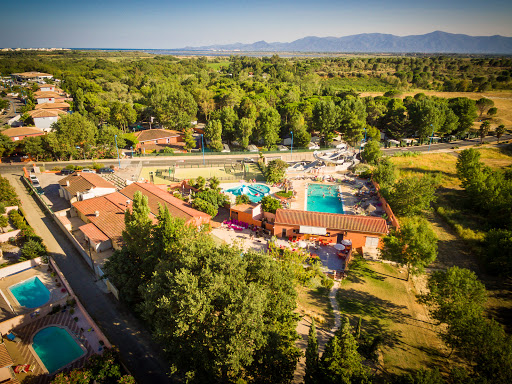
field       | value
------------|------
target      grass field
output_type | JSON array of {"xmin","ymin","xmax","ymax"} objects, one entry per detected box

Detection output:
[
  {"xmin": 296, "ymin": 285, "xmax": 334, "ymax": 328},
  {"xmin": 338, "ymin": 256, "xmax": 447, "ymax": 374},
  {"xmin": 207, "ymin": 61, "xmax": 229, "ymax": 70},
  {"xmin": 389, "ymin": 146, "xmax": 512, "ymax": 331}
]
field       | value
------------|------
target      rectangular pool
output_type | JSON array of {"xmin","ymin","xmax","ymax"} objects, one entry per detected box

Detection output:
[
  {"xmin": 307, "ymin": 184, "xmax": 344, "ymax": 214},
  {"xmin": 8, "ymin": 276, "xmax": 51, "ymax": 308}
]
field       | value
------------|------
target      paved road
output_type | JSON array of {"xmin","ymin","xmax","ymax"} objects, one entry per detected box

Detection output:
[{"xmin": 3, "ymin": 172, "xmax": 172, "ymax": 384}]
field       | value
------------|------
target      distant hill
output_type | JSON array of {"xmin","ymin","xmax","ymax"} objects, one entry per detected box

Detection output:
[{"xmin": 180, "ymin": 31, "xmax": 512, "ymax": 54}]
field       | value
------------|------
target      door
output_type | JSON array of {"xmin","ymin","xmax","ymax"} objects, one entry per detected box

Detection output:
[
  {"xmin": 336, "ymin": 234, "xmax": 344, "ymax": 244},
  {"xmin": 282, "ymin": 228, "xmax": 287, "ymax": 237}
]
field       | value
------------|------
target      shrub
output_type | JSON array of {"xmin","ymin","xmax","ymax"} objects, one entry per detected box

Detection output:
[
  {"xmin": 192, "ymin": 198, "xmax": 218, "ymax": 217},
  {"xmin": 275, "ymin": 190, "xmax": 293, "ymax": 199},
  {"xmin": 21, "ymin": 238, "xmax": 47, "ymax": 260},
  {"xmin": 261, "ymin": 195, "xmax": 281, "ymax": 214},
  {"xmin": 235, "ymin": 194, "xmax": 251, "ymax": 205}
]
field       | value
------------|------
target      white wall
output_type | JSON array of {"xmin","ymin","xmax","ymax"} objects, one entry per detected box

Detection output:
[
  {"xmin": 36, "ymin": 97, "xmax": 55, "ymax": 104},
  {"xmin": 34, "ymin": 116, "xmax": 58, "ymax": 130},
  {"xmin": 78, "ymin": 188, "xmax": 116, "ymax": 201}
]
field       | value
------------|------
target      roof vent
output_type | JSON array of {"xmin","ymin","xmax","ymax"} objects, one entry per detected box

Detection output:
[
  {"xmin": 95, "ymin": 211, "xmax": 99, "ymax": 217},
  {"xmin": 66, "ymin": 180, "xmax": 70, "ymax": 186},
  {"xmin": 126, "ymin": 200, "xmax": 130, "ymax": 206}
]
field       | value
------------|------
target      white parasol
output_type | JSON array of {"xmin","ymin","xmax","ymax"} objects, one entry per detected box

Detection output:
[
  {"xmin": 341, "ymin": 239, "xmax": 352, "ymax": 246},
  {"xmin": 333, "ymin": 243, "xmax": 346, "ymax": 251},
  {"xmin": 298, "ymin": 241, "xmax": 307, "ymax": 248}
]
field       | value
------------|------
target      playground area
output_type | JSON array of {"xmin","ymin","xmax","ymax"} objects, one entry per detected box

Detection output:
[{"xmin": 138, "ymin": 163, "xmax": 265, "ymax": 184}]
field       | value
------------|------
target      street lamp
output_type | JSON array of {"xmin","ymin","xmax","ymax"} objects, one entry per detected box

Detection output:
[
  {"xmin": 201, "ymin": 134, "xmax": 205, "ymax": 166},
  {"xmin": 428, "ymin": 124, "xmax": 435, "ymax": 152},
  {"xmin": 114, "ymin": 135, "xmax": 121, "ymax": 169},
  {"xmin": 130, "ymin": 146, "xmax": 133, "ymax": 158},
  {"xmin": 290, "ymin": 131, "xmax": 293, "ymax": 157}
]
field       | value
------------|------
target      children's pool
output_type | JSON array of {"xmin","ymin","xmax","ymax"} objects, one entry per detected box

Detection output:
[
  {"xmin": 225, "ymin": 184, "xmax": 270, "ymax": 203},
  {"xmin": 8, "ymin": 276, "xmax": 50, "ymax": 308},
  {"xmin": 306, "ymin": 184, "xmax": 344, "ymax": 214},
  {"xmin": 33, "ymin": 326, "xmax": 85, "ymax": 374}
]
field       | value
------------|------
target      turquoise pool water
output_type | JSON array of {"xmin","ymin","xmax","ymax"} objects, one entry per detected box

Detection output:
[
  {"xmin": 307, "ymin": 184, "xmax": 344, "ymax": 214},
  {"xmin": 9, "ymin": 276, "xmax": 50, "ymax": 308},
  {"xmin": 225, "ymin": 184, "xmax": 270, "ymax": 203},
  {"xmin": 33, "ymin": 327, "xmax": 85, "ymax": 373}
]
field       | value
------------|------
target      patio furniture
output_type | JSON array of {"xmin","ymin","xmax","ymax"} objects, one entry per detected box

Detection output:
[
  {"xmin": 6, "ymin": 332, "xmax": 21, "ymax": 343},
  {"xmin": 14, "ymin": 365, "xmax": 33, "ymax": 374}
]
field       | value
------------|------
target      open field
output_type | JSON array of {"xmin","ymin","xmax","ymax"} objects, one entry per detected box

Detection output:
[
  {"xmin": 337, "ymin": 256, "xmax": 447, "ymax": 374},
  {"xmin": 206, "ymin": 61, "xmax": 229, "ymax": 70},
  {"xmin": 361, "ymin": 90, "xmax": 512, "ymax": 128},
  {"xmin": 389, "ymin": 146, "xmax": 512, "ymax": 331}
]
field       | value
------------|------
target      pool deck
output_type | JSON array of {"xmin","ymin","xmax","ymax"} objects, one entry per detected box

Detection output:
[
  {"xmin": 0, "ymin": 266, "xmax": 68, "ymax": 321},
  {"xmin": 5, "ymin": 307, "xmax": 95, "ymax": 383}
]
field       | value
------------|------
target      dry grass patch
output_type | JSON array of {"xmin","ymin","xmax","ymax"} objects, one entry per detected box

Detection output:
[
  {"xmin": 296, "ymin": 285, "xmax": 334, "ymax": 328},
  {"xmin": 338, "ymin": 256, "xmax": 447, "ymax": 374}
]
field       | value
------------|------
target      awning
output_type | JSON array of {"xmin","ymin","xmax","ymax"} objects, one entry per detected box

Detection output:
[{"xmin": 299, "ymin": 225, "xmax": 327, "ymax": 236}]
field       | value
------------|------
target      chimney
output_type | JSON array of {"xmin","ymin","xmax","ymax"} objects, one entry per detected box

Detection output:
[
  {"xmin": 66, "ymin": 180, "xmax": 70, "ymax": 186},
  {"xmin": 95, "ymin": 211, "xmax": 99, "ymax": 217},
  {"xmin": 126, "ymin": 200, "xmax": 130, "ymax": 206}
]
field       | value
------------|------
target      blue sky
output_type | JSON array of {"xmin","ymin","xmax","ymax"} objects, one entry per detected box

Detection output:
[{"xmin": 2, "ymin": 0, "xmax": 511, "ymax": 48}]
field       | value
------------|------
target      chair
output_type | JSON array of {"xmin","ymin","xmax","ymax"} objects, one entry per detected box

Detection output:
[
  {"xmin": 6, "ymin": 332, "xmax": 21, "ymax": 343},
  {"xmin": 14, "ymin": 364, "xmax": 32, "ymax": 374}
]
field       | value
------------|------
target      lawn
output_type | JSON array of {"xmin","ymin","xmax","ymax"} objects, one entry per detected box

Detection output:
[
  {"xmin": 207, "ymin": 61, "xmax": 229, "ymax": 70},
  {"xmin": 337, "ymin": 256, "xmax": 447, "ymax": 374},
  {"xmin": 296, "ymin": 285, "xmax": 334, "ymax": 328}
]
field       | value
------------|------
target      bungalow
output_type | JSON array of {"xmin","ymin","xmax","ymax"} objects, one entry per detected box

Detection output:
[
  {"xmin": 11, "ymin": 71, "xmax": 53, "ymax": 83},
  {"xmin": 72, "ymin": 182, "xmax": 211, "ymax": 251},
  {"xmin": 33, "ymin": 91, "xmax": 63, "ymax": 104},
  {"xmin": 273, "ymin": 209, "xmax": 388, "ymax": 250},
  {"xmin": 27, "ymin": 109, "xmax": 66, "ymax": 131},
  {"xmin": 230, "ymin": 203, "xmax": 275, "ymax": 231},
  {"xmin": 35, "ymin": 102, "xmax": 70, "ymax": 111},
  {"xmin": 37, "ymin": 84, "xmax": 62, "ymax": 92},
  {"xmin": 134, "ymin": 129, "xmax": 185, "ymax": 153},
  {"xmin": 59, "ymin": 173, "xmax": 116, "ymax": 204},
  {"xmin": 1, "ymin": 127, "xmax": 45, "ymax": 141}
]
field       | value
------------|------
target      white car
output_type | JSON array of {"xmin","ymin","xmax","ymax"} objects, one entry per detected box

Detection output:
[
  {"xmin": 277, "ymin": 145, "xmax": 289, "ymax": 151},
  {"xmin": 81, "ymin": 168, "xmax": 95, "ymax": 173},
  {"xmin": 308, "ymin": 142, "xmax": 320, "ymax": 150},
  {"xmin": 29, "ymin": 174, "xmax": 40, "ymax": 188}
]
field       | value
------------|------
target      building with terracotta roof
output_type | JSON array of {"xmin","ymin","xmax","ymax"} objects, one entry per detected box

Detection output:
[
  {"xmin": 59, "ymin": 173, "xmax": 116, "ymax": 204},
  {"xmin": 71, "ymin": 182, "xmax": 211, "ymax": 251},
  {"xmin": 11, "ymin": 71, "xmax": 53, "ymax": 82},
  {"xmin": 274, "ymin": 209, "xmax": 388, "ymax": 250},
  {"xmin": 1, "ymin": 127, "xmax": 45, "ymax": 141},
  {"xmin": 27, "ymin": 108, "xmax": 67, "ymax": 130},
  {"xmin": 36, "ymin": 84, "xmax": 62, "ymax": 93},
  {"xmin": 134, "ymin": 129, "xmax": 185, "ymax": 153},
  {"xmin": 33, "ymin": 91, "xmax": 63, "ymax": 104},
  {"xmin": 35, "ymin": 102, "xmax": 70, "ymax": 111}
]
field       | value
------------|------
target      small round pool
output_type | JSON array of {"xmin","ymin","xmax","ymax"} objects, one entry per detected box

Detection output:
[
  {"xmin": 9, "ymin": 276, "xmax": 50, "ymax": 308},
  {"xmin": 33, "ymin": 326, "xmax": 85, "ymax": 373},
  {"xmin": 225, "ymin": 184, "xmax": 270, "ymax": 203}
]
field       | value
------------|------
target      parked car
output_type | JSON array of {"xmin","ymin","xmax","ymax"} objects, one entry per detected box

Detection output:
[
  {"xmin": 243, "ymin": 157, "xmax": 256, "ymax": 163},
  {"xmin": 59, "ymin": 168, "xmax": 74, "ymax": 175},
  {"xmin": 29, "ymin": 174, "xmax": 40, "ymax": 188},
  {"xmin": 98, "ymin": 167, "xmax": 114, "ymax": 174},
  {"xmin": 81, "ymin": 168, "xmax": 95, "ymax": 173},
  {"xmin": 308, "ymin": 142, "xmax": 320, "ymax": 150},
  {"xmin": 277, "ymin": 145, "xmax": 289, "ymax": 151}
]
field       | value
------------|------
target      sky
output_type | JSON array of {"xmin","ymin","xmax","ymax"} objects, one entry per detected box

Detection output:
[{"xmin": 1, "ymin": 0, "xmax": 512, "ymax": 49}]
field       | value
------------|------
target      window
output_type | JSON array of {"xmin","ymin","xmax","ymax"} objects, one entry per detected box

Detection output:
[
  {"xmin": 166, "ymin": 138, "xmax": 170, "ymax": 143},
  {"xmin": 293, "ymin": 229, "xmax": 299, "ymax": 234}
]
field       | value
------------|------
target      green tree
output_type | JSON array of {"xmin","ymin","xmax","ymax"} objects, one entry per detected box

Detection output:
[
  {"xmin": 487, "ymin": 107, "xmax": 498, "ymax": 117},
  {"xmin": 312, "ymin": 99, "xmax": 338, "ymax": 145},
  {"xmin": 475, "ymin": 97, "xmax": 494, "ymax": 117},
  {"xmin": 305, "ymin": 320, "xmax": 319, "ymax": 384},
  {"xmin": 361, "ymin": 140, "xmax": 382, "ymax": 165},
  {"xmin": 0, "ymin": 133, "xmax": 15, "ymax": 158},
  {"xmin": 318, "ymin": 317, "xmax": 368, "ymax": 384},
  {"xmin": 97, "ymin": 124, "xmax": 126, "ymax": 149},
  {"xmin": 288, "ymin": 111, "xmax": 311, "ymax": 148},
  {"xmin": 149, "ymin": 82, "xmax": 197, "ymax": 130},
  {"xmin": 195, "ymin": 188, "xmax": 228, "ymax": 208},
  {"xmin": 204, "ymin": 119, "xmax": 223, "ymax": 152},
  {"xmin": 456, "ymin": 148, "xmax": 481, "ymax": 188},
  {"xmin": 192, "ymin": 198, "xmax": 217, "ymax": 217},
  {"xmin": 51, "ymin": 370, "xmax": 91, "ymax": 384},
  {"xmin": 407, "ymin": 98, "xmax": 444, "ymax": 141},
  {"xmin": 238, "ymin": 117, "xmax": 255, "ymax": 149},
  {"xmin": 372, "ymin": 158, "xmax": 396, "ymax": 188},
  {"xmin": 419, "ymin": 266, "xmax": 486, "ymax": 357},
  {"xmin": 261, "ymin": 195, "xmax": 281, "ymax": 214},
  {"xmin": 0, "ymin": 215, "xmax": 8, "ymax": 233},
  {"xmin": 257, "ymin": 107, "xmax": 281, "ymax": 149},
  {"xmin": 183, "ymin": 128, "xmax": 196, "ymax": 151},
  {"xmin": 495, "ymin": 124, "xmax": 506, "ymax": 143},
  {"xmin": 109, "ymin": 101, "xmax": 137, "ymax": 132},
  {"xmin": 448, "ymin": 97, "xmax": 478, "ymax": 135},
  {"xmin": 48, "ymin": 113, "xmax": 98, "ymax": 160},
  {"xmin": 337, "ymin": 97, "xmax": 368, "ymax": 145},
  {"xmin": 484, "ymin": 229, "xmax": 512, "ymax": 276},
  {"xmin": 265, "ymin": 159, "xmax": 289, "ymax": 184},
  {"xmin": 388, "ymin": 175, "xmax": 438, "ymax": 216},
  {"xmin": 208, "ymin": 176, "xmax": 220, "ymax": 190},
  {"xmin": 216, "ymin": 107, "xmax": 238, "ymax": 143},
  {"xmin": 22, "ymin": 136, "xmax": 46, "ymax": 161},
  {"xmin": 479, "ymin": 120, "xmax": 490, "ymax": 143},
  {"xmin": 0, "ymin": 176, "xmax": 19, "ymax": 206},
  {"xmin": 235, "ymin": 194, "xmax": 251, "ymax": 205},
  {"xmin": 381, "ymin": 216, "xmax": 438, "ymax": 280},
  {"xmin": 21, "ymin": 238, "xmax": 47, "ymax": 259}
]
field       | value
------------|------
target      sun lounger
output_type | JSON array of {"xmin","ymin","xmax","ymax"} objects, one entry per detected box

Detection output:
[
  {"xmin": 6, "ymin": 332, "xmax": 21, "ymax": 343},
  {"xmin": 14, "ymin": 364, "xmax": 33, "ymax": 374}
]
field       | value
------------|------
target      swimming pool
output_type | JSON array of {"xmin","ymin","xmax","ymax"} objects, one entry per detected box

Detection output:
[
  {"xmin": 9, "ymin": 276, "xmax": 50, "ymax": 308},
  {"xmin": 307, "ymin": 184, "xmax": 344, "ymax": 214},
  {"xmin": 225, "ymin": 184, "xmax": 270, "ymax": 203},
  {"xmin": 33, "ymin": 326, "xmax": 85, "ymax": 374}
]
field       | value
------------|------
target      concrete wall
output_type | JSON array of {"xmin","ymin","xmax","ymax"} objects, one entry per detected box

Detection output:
[
  {"xmin": 0, "ymin": 257, "xmax": 43, "ymax": 279},
  {"xmin": 371, "ymin": 180, "xmax": 400, "ymax": 230},
  {"xmin": 0, "ymin": 230, "xmax": 20, "ymax": 243},
  {"xmin": 78, "ymin": 188, "xmax": 116, "ymax": 201},
  {"xmin": 34, "ymin": 116, "xmax": 58, "ymax": 130}
]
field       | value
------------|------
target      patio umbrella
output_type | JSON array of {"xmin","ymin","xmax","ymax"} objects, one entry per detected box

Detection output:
[
  {"xmin": 341, "ymin": 239, "xmax": 352, "ymax": 246},
  {"xmin": 366, "ymin": 203, "xmax": 377, "ymax": 213},
  {"xmin": 333, "ymin": 243, "xmax": 345, "ymax": 251},
  {"xmin": 298, "ymin": 241, "xmax": 307, "ymax": 248}
]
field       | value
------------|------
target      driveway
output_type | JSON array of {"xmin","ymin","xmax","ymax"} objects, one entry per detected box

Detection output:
[{"xmin": 3, "ymin": 172, "xmax": 172, "ymax": 384}]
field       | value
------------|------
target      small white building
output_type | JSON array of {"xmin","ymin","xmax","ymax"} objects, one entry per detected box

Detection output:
[
  {"xmin": 33, "ymin": 91, "xmax": 61, "ymax": 104},
  {"xmin": 59, "ymin": 173, "xmax": 116, "ymax": 205},
  {"xmin": 28, "ymin": 109, "xmax": 66, "ymax": 131},
  {"xmin": 38, "ymin": 84, "xmax": 56, "ymax": 92}
]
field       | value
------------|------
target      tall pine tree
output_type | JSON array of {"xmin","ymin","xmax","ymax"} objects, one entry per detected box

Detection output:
[{"xmin": 305, "ymin": 320, "xmax": 319, "ymax": 384}]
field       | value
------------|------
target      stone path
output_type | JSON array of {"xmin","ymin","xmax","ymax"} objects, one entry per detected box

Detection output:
[{"xmin": 3, "ymin": 172, "xmax": 172, "ymax": 384}]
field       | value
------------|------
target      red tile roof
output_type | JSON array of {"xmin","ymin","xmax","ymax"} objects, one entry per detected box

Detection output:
[
  {"xmin": 79, "ymin": 223, "xmax": 109, "ymax": 243},
  {"xmin": 33, "ymin": 91, "xmax": 61, "ymax": 99},
  {"xmin": 0, "ymin": 344, "xmax": 13, "ymax": 368},
  {"xmin": 134, "ymin": 129, "xmax": 182, "ymax": 142},
  {"xmin": 275, "ymin": 209, "xmax": 388, "ymax": 235},
  {"xmin": 27, "ymin": 109, "xmax": 66, "ymax": 118},
  {"xmin": 60, "ymin": 173, "xmax": 115, "ymax": 196},
  {"xmin": 231, "ymin": 203, "xmax": 258, "ymax": 214},
  {"xmin": 1, "ymin": 127, "xmax": 45, "ymax": 137},
  {"xmin": 35, "ymin": 102, "xmax": 70, "ymax": 110},
  {"xmin": 120, "ymin": 183, "xmax": 210, "ymax": 222}
]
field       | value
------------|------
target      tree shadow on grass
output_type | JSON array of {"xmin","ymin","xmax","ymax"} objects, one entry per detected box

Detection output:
[
  {"xmin": 337, "ymin": 289, "xmax": 407, "ymax": 348},
  {"xmin": 343, "ymin": 258, "xmax": 386, "ymax": 285}
]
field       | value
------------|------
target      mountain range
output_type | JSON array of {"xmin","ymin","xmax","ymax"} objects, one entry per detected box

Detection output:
[{"xmin": 180, "ymin": 31, "xmax": 512, "ymax": 54}]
